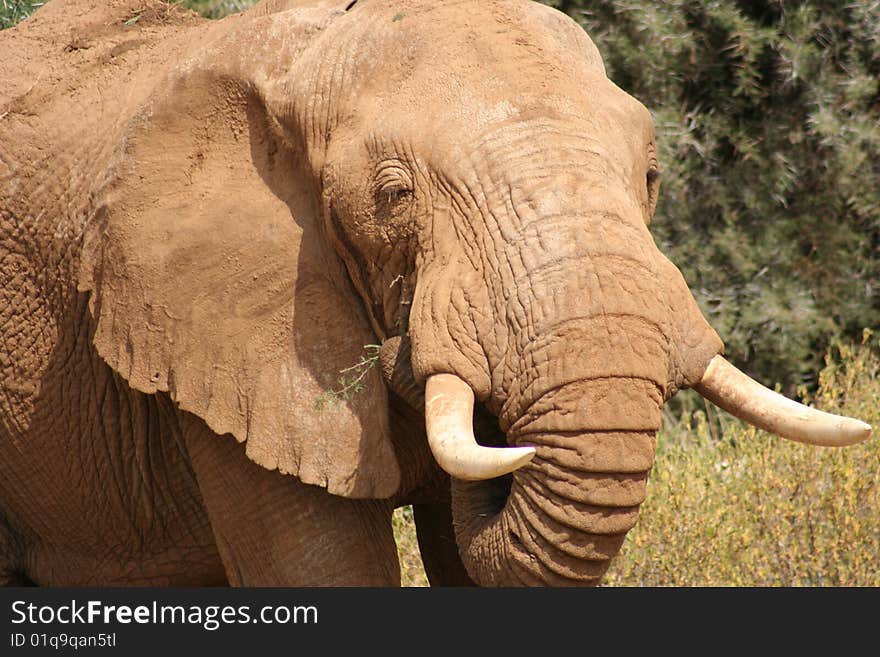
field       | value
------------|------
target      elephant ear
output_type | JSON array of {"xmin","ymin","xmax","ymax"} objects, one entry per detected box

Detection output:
[{"xmin": 78, "ymin": 13, "xmax": 399, "ymax": 499}]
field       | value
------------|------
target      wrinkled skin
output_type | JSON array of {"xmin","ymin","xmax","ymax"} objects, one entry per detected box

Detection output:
[{"xmin": 0, "ymin": 0, "xmax": 722, "ymax": 586}]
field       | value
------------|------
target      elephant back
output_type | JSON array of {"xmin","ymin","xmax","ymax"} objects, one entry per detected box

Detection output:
[{"xmin": 0, "ymin": 0, "xmax": 202, "ymax": 276}]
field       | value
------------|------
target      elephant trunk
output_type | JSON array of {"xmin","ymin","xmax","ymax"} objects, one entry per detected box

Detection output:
[
  {"xmin": 380, "ymin": 337, "xmax": 656, "ymax": 586},
  {"xmin": 449, "ymin": 375, "xmax": 658, "ymax": 586}
]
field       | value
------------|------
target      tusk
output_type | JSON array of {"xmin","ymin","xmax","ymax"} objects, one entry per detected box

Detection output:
[
  {"xmin": 424, "ymin": 374, "xmax": 536, "ymax": 480},
  {"xmin": 694, "ymin": 355, "xmax": 872, "ymax": 447}
]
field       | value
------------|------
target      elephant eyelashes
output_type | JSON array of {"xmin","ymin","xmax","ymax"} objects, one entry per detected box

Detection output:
[{"xmin": 380, "ymin": 186, "xmax": 412, "ymax": 205}]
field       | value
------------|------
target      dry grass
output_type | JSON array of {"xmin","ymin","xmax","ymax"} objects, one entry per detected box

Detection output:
[
  {"xmin": 392, "ymin": 506, "xmax": 428, "ymax": 587},
  {"xmin": 393, "ymin": 332, "xmax": 880, "ymax": 586},
  {"xmin": 605, "ymin": 331, "xmax": 880, "ymax": 586},
  {"xmin": 178, "ymin": 0, "xmax": 256, "ymax": 19}
]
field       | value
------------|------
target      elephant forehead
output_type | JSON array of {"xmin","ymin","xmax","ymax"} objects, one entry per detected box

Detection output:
[
  {"xmin": 338, "ymin": 0, "xmax": 617, "ymax": 124},
  {"xmin": 519, "ymin": 254, "xmax": 669, "ymax": 326},
  {"xmin": 357, "ymin": 0, "xmax": 605, "ymax": 73}
]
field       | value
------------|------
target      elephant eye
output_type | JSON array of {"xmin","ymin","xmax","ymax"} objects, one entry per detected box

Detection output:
[
  {"xmin": 644, "ymin": 164, "xmax": 661, "ymax": 224},
  {"xmin": 647, "ymin": 165, "xmax": 660, "ymax": 192},
  {"xmin": 646, "ymin": 165, "xmax": 660, "ymax": 202},
  {"xmin": 375, "ymin": 163, "xmax": 414, "ymax": 207},
  {"xmin": 378, "ymin": 182, "xmax": 412, "ymax": 204}
]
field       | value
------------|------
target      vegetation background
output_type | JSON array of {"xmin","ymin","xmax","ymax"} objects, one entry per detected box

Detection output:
[{"xmin": 3, "ymin": 0, "xmax": 877, "ymax": 586}]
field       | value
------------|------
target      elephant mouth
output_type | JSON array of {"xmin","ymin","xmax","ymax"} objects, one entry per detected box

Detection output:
[{"xmin": 379, "ymin": 334, "xmax": 528, "ymax": 469}]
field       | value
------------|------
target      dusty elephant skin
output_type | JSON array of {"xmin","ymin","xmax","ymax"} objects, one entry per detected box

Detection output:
[{"xmin": 0, "ymin": 0, "xmax": 871, "ymax": 587}]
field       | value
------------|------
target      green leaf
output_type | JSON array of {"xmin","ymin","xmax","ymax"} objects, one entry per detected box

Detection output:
[{"xmin": 123, "ymin": 11, "xmax": 143, "ymax": 26}]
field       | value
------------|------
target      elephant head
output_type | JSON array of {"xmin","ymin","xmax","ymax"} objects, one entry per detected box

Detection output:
[{"xmin": 76, "ymin": 0, "xmax": 871, "ymax": 585}]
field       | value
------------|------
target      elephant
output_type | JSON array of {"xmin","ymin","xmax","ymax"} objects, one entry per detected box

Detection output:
[{"xmin": 0, "ymin": 0, "xmax": 871, "ymax": 587}]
